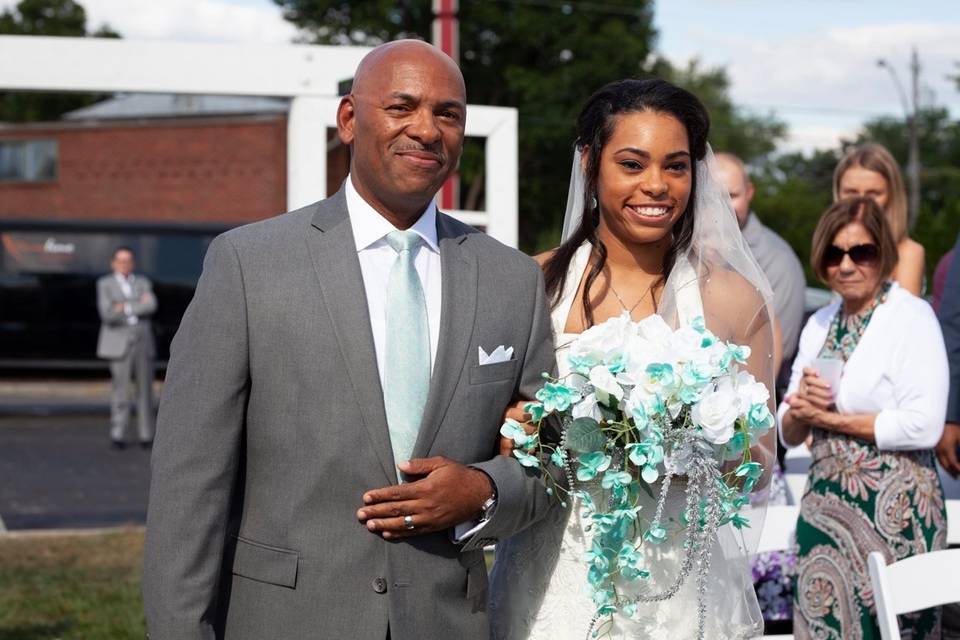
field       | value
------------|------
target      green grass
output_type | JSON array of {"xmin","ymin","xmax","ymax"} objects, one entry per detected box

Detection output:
[{"xmin": 0, "ymin": 529, "xmax": 146, "ymax": 640}]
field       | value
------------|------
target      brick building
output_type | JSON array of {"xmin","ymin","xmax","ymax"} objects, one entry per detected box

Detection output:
[{"xmin": 0, "ymin": 94, "xmax": 299, "ymax": 225}]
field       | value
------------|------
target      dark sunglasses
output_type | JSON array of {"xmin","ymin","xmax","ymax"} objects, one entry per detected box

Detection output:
[{"xmin": 823, "ymin": 243, "xmax": 880, "ymax": 267}]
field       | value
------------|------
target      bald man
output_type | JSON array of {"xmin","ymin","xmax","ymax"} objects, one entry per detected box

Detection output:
[
  {"xmin": 143, "ymin": 40, "xmax": 555, "ymax": 640},
  {"xmin": 716, "ymin": 152, "xmax": 805, "ymax": 367}
]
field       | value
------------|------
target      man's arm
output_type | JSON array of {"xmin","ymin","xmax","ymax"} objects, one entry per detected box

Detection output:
[
  {"xmin": 131, "ymin": 277, "xmax": 158, "ymax": 317},
  {"xmin": 142, "ymin": 235, "xmax": 249, "ymax": 640},
  {"xmin": 96, "ymin": 278, "xmax": 127, "ymax": 325},
  {"xmin": 937, "ymin": 237, "xmax": 960, "ymax": 476},
  {"xmin": 461, "ymin": 264, "xmax": 559, "ymax": 548}
]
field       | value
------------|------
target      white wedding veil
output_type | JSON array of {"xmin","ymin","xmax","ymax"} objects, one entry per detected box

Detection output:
[{"xmin": 560, "ymin": 143, "xmax": 779, "ymax": 635}]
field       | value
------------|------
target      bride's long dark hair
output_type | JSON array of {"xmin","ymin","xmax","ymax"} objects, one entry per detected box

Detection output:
[{"xmin": 543, "ymin": 78, "xmax": 710, "ymax": 327}]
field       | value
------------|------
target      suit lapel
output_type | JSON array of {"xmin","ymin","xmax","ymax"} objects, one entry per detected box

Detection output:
[
  {"xmin": 306, "ymin": 190, "xmax": 396, "ymax": 484},
  {"xmin": 412, "ymin": 214, "xmax": 478, "ymax": 459}
]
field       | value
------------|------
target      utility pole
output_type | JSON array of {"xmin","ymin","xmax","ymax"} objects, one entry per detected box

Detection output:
[
  {"xmin": 877, "ymin": 48, "xmax": 922, "ymax": 228},
  {"xmin": 432, "ymin": 0, "xmax": 460, "ymax": 211},
  {"xmin": 907, "ymin": 47, "xmax": 921, "ymax": 228}
]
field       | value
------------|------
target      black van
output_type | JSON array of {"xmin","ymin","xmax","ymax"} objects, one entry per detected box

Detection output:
[{"xmin": 0, "ymin": 219, "xmax": 230, "ymax": 370}]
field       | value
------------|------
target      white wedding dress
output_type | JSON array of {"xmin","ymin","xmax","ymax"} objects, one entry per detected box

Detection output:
[{"xmin": 488, "ymin": 242, "xmax": 764, "ymax": 640}]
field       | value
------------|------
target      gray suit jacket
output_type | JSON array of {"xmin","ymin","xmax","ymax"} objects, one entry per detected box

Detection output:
[
  {"xmin": 96, "ymin": 273, "xmax": 157, "ymax": 359},
  {"xmin": 143, "ymin": 189, "xmax": 556, "ymax": 640}
]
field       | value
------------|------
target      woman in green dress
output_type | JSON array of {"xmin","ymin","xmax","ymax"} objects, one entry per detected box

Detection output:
[{"xmin": 780, "ymin": 196, "xmax": 949, "ymax": 639}]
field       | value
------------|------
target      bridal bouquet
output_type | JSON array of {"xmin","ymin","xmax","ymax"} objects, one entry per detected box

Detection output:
[{"xmin": 501, "ymin": 312, "xmax": 774, "ymax": 635}]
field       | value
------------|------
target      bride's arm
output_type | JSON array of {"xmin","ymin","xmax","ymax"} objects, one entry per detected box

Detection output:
[{"xmin": 701, "ymin": 270, "xmax": 778, "ymax": 490}]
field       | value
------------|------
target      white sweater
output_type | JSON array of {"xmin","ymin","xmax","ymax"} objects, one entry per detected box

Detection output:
[{"xmin": 778, "ymin": 282, "xmax": 948, "ymax": 450}]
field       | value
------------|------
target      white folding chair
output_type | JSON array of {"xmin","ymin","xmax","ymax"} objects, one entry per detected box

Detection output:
[
  {"xmin": 755, "ymin": 505, "xmax": 800, "ymax": 554},
  {"xmin": 867, "ymin": 548, "xmax": 960, "ymax": 640}
]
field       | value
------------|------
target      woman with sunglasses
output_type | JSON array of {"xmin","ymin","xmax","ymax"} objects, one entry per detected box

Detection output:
[{"xmin": 780, "ymin": 196, "xmax": 949, "ymax": 639}]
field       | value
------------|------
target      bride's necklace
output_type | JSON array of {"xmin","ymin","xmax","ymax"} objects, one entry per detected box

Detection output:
[{"xmin": 608, "ymin": 280, "xmax": 653, "ymax": 315}]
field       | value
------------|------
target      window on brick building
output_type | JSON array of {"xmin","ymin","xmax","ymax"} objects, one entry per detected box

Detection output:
[{"xmin": 0, "ymin": 139, "xmax": 58, "ymax": 182}]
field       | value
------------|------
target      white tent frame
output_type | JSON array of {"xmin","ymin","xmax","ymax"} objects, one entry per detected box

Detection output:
[{"xmin": 0, "ymin": 35, "xmax": 518, "ymax": 246}]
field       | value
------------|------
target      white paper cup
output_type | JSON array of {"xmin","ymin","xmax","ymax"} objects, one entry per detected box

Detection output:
[{"xmin": 811, "ymin": 357, "xmax": 843, "ymax": 390}]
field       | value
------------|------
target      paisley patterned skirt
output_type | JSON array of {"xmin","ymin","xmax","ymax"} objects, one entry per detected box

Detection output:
[{"xmin": 793, "ymin": 431, "xmax": 948, "ymax": 640}]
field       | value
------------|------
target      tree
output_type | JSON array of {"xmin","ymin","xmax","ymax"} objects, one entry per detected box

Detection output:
[
  {"xmin": 274, "ymin": 0, "xmax": 785, "ymax": 252},
  {"xmin": 0, "ymin": 0, "xmax": 120, "ymax": 123}
]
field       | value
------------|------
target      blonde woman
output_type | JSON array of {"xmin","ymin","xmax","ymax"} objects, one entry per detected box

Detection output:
[{"xmin": 834, "ymin": 143, "xmax": 925, "ymax": 295}]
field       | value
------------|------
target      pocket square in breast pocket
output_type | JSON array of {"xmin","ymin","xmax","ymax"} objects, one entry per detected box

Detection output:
[{"xmin": 478, "ymin": 345, "xmax": 514, "ymax": 365}]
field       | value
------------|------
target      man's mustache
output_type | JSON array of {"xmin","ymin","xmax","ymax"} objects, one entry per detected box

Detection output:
[{"xmin": 394, "ymin": 143, "xmax": 445, "ymax": 164}]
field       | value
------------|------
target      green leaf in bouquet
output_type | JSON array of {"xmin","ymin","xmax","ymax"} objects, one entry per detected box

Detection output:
[
  {"xmin": 565, "ymin": 417, "xmax": 606, "ymax": 453},
  {"xmin": 598, "ymin": 404, "xmax": 619, "ymax": 423},
  {"xmin": 637, "ymin": 477, "xmax": 656, "ymax": 500}
]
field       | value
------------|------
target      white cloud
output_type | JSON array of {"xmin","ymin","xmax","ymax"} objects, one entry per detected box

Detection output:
[
  {"xmin": 1, "ymin": 0, "xmax": 298, "ymax": 44},
  {"xmin": 666, "ymin": 22, "xmax": 960, "ymax": 153}
]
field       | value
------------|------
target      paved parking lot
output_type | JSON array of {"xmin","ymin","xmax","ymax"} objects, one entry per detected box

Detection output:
[{"xmin": 0, "ymin": 414, "xmax": 151, "ymax": 530}]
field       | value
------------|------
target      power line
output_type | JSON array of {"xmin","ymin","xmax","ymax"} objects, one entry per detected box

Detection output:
[{"xmin": 487, "ymin": 0, "xmax": 647, "ymax": 17}]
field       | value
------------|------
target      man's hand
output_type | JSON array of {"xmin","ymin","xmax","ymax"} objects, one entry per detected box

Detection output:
[
  {"xmin": 499, "ymin": 400, "xmax": 534, "ymax": 457},
  {"xmin": 937, "ymin": 422, "xmax": 960, "ymax": 479},
  {"xmin": 113, "ymin": 302, "xmax": 124, "ymax": 312},
  {"xmin": 357, "ymin": 457, "xmax": 494, "ymax": 540}
]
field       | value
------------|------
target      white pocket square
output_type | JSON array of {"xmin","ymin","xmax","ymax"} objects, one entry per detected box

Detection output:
[{"xmin": 478, "ymin": 345, "xmax": 514, "ymax": 365}]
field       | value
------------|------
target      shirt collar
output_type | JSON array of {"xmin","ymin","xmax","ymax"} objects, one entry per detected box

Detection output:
[{"xmin": 345, "ymin": 174, "xmax": 439, "ymax": 254}]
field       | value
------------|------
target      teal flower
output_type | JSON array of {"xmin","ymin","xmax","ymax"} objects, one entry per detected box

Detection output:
[
  {"xmin": 735, "ymin": 461, "xmax": 763, "ymax": 480},
  {"xmin": 549, "ymin": 447, "xmax": 567, "ymax": 467},
  {"xmin": 736, "ymin": 461, "xmax": 763, "ymax": 493},
  {"xmin": 691, "ymin": 316, "xmax": 707, "ymax": 333},
  {"xmin": 721, "ymin": 431, "xmax": 748, "ymax": 461},
  {"xmin": 646, "ymin": 363, "xmax": 675, "ymax": 387},
  {"xmin": 499, "ymin": 418, "xmax": 534, "ymax": 449},
  {"xmin": 523, "ymin": 401, "xmax": 546, "ymax": 423},
  {"xmin": 622, "ymin": 602, "xmax": 638, "ymax": 618},
  {"xmin": 601, "ymin": 469, "xmax": 633, "ymax": 491},
  {"xmin": 747, "ymin": 403, "xmax": 774, "ymax": 430},
  {"xmin": 617, "ymin": 541, "xmax": 650, "ymax": 581},
  {"xmin": 625, "ymin": 441, "xmax": 664, "ymax": 484},
  {"xmin": 568, "ymin": 353, "xmax": 599, "ymax": 376},
  {"xmin": 535, "ymin": 381, "xmax": 580, "ymax": 413},
  {"xmin": 720, "ymin": 344, "xmax": 751, "ymax": 369},
  {"xmin": 576, "ymin": 451, "xmax": 612, "ymax": 482},
  {"xmin": 512, "ymin": 449, "xmax": 540, "ymax": 468},
  {"xmin": 644, "ymin": 524, "xmax": 668, "ymax": 544},
  {"xmin": 728, "ymin": 513, "xmax": 751, "ymax": 529}
]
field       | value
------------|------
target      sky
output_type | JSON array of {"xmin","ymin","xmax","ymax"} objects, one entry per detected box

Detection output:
[{"xmin": 2, "ymin": 0, "xmax": 958, "ymax": 154}]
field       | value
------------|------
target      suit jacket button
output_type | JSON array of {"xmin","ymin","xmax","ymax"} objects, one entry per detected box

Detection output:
[{"xmin": 372, "ymin": 577, "xmax": 388, "ymax": 594}]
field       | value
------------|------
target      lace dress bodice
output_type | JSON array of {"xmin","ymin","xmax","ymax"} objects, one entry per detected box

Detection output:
[{"xmin": 487, "ymin": 243, "xmax": 763, "ymax": 640}]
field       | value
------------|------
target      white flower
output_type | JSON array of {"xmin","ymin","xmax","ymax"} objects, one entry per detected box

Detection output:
[
  {"xmin": 669, "ymin": 326, "xmax": 706, "ymax": 362},
  {"xmin": 636, "ymin": 314, "xmax": 673, "ymax": 343},
  {"xmin": 572, "ymin": 392, "xmax": 602, "ymax": 420},
  {"xmin": 569, "ymin": 311, "xmax": 634, "ymax": 365},
  {"xmin": 589, "ymin": 365, "xmax": 624, "ymax": 405},
  {"xmin": 691, "ymin": 380, "xmax": 741, "ymax": 444},
  {"xmin": 732, "ymin": 369, "xmax": 769, "ymax": 413}
]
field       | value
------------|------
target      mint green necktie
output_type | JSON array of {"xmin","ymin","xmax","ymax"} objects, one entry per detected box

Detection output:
[{"xmin": 383, "ymin": 230, "xmax": 431, "ymax": 478}]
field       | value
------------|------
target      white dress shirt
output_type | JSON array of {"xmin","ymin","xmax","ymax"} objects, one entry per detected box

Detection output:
[
  {"xmin": 114, "ymin": 272, "xmax": 138, "ymax": 326},
  {"xmin": 778, "ymin": 282, "xmax": 949, "ymax": 450},
  {"xmin": 346, "ymin": 176, "xmax": 442, "ymax": 385}
]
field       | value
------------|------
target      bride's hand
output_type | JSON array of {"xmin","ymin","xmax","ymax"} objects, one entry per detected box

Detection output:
[{"xmin": 499, "ymin": 400, "xmax": 534, "ymax": 456}]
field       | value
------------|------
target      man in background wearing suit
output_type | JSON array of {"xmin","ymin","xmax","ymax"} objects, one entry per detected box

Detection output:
[
  {"xmin": 96, "ymin": 246, "xmax": 157, "ymax": 449},
  {"xmin": 143, "ymin": 40, "xmax": 555, "ymax": 639}
]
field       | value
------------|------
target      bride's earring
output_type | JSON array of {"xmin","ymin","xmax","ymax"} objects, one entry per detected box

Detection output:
[{"xmin": 589, "ymin": 193, "xmax": 598, "ymax": 211}]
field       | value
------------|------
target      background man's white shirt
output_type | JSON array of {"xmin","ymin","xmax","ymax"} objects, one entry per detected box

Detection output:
[{"xmin": 114, "ymin": 272, "xmax": 139, "ymax": 326}]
